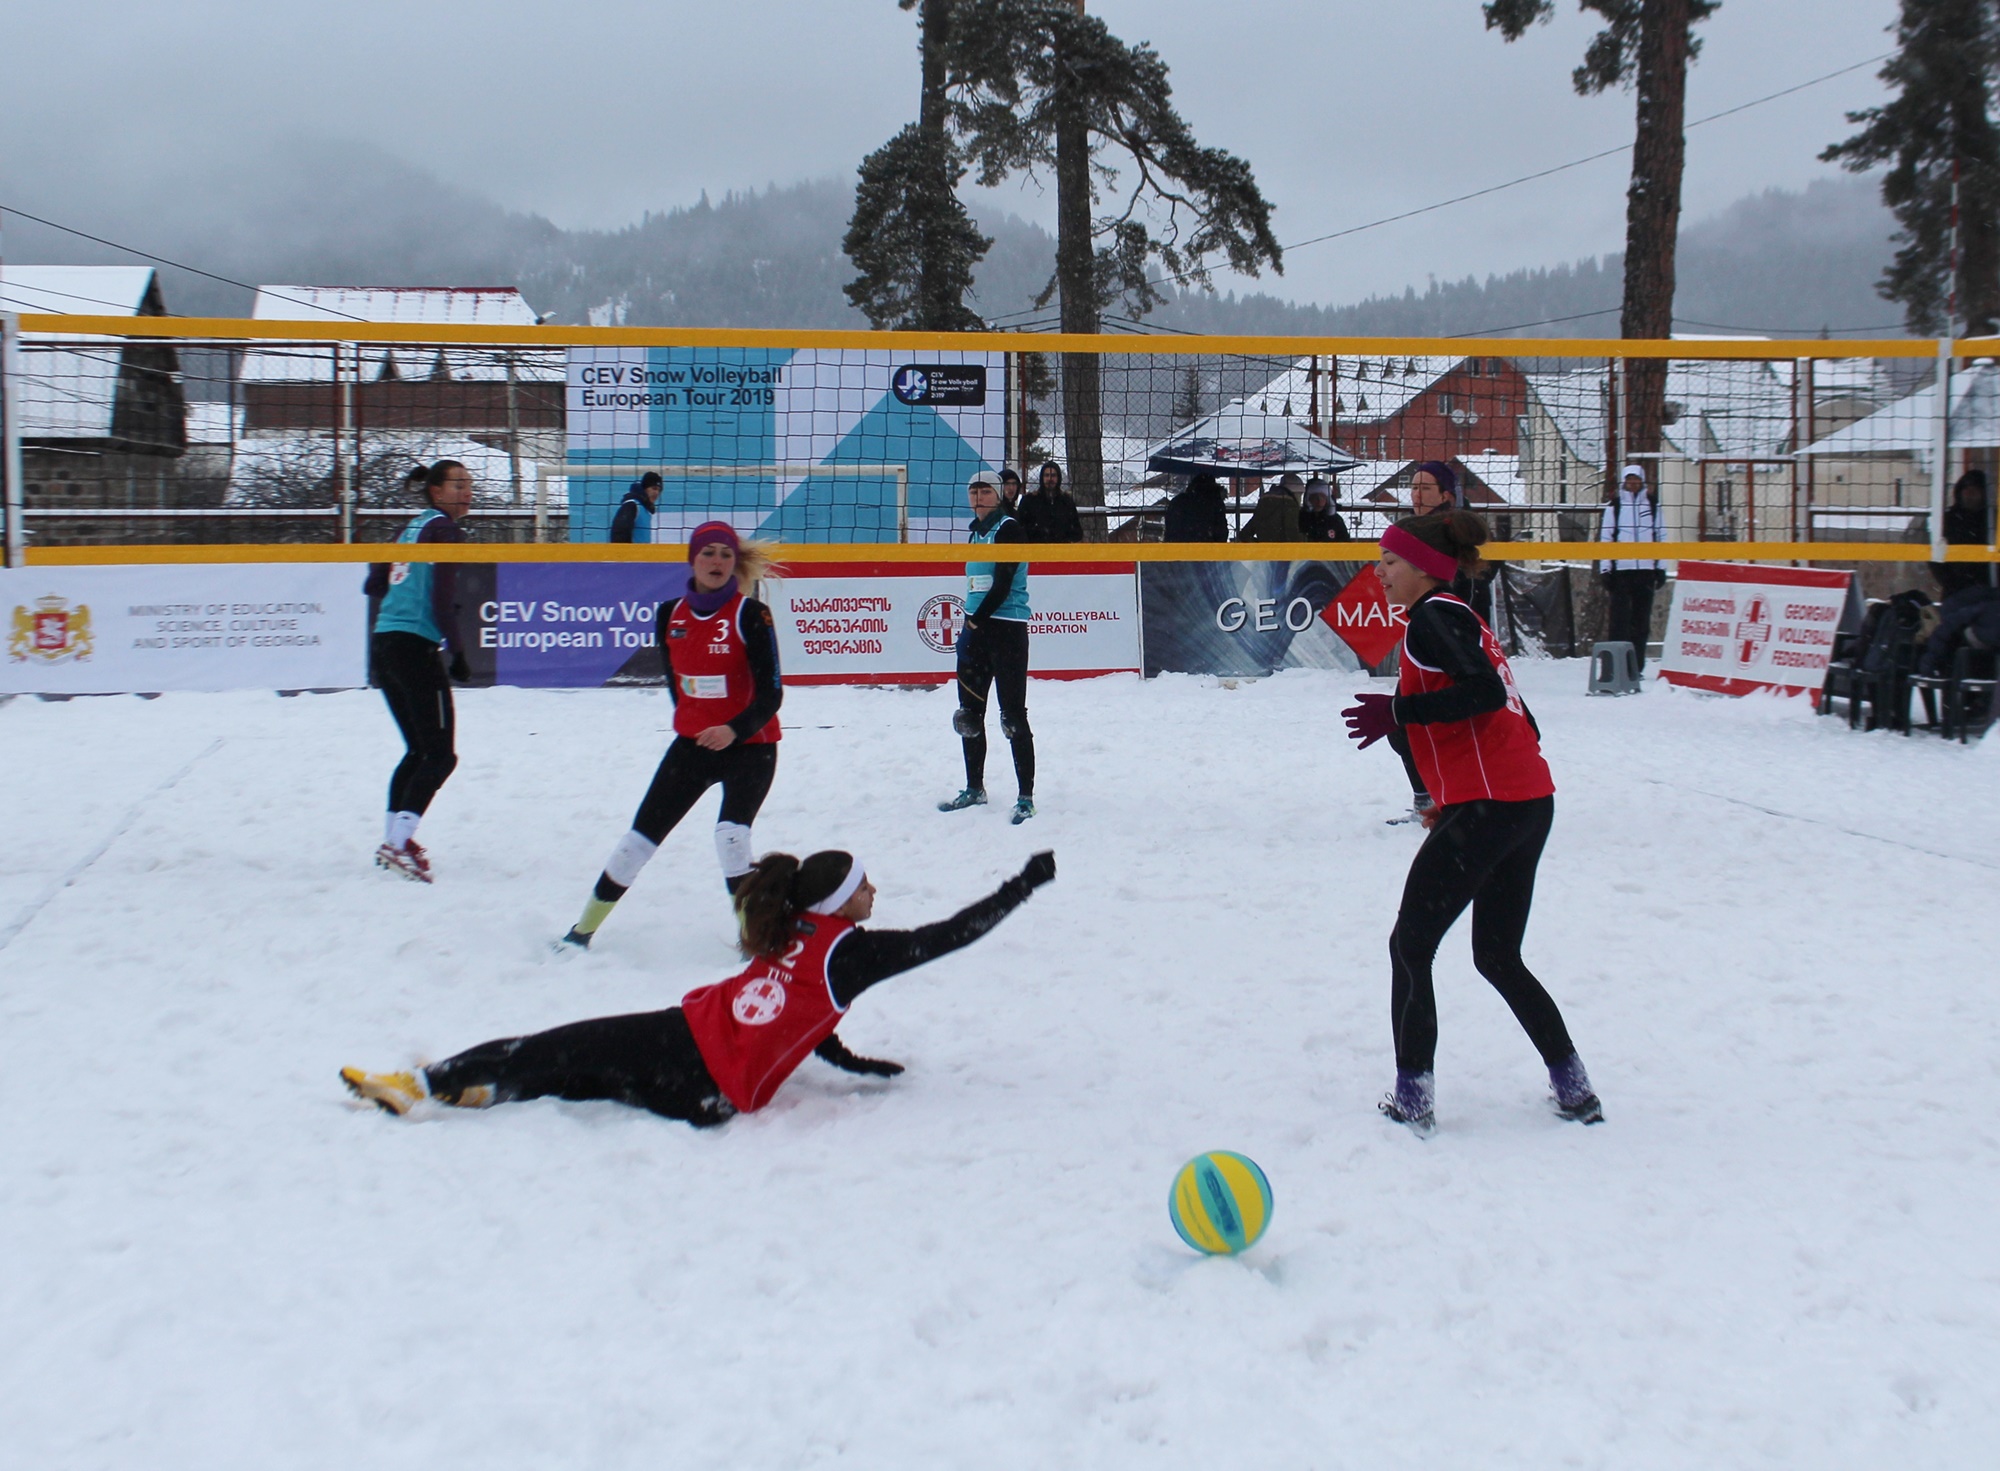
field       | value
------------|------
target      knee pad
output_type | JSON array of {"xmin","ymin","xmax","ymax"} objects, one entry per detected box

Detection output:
[
  {"xmin": 1000, "ymin": 711, "xmax": 1031, "ymax": 741},
  {"xmin": 604, "ymin": 829, "xmax": 660, "ymax": 888},
  {"xmin": 713, "ymin": 821, "xmax": 754, "ymax": 879},
  {"xmin": 952, "ymin": 707, "xmax": 983, "ymax": 738}
]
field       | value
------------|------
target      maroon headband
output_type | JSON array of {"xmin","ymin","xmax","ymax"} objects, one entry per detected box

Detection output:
[
  {"xmin": 687, "ymin": 520, "xmax": 740, "ymax": 561},
  {"xmin": 1380, "ymin": 524, "xmax": 1460, "ymax": 581}
]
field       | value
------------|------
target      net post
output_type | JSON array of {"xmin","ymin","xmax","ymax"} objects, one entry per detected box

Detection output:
[
  {"xmin": 1931, "ymin": 337, "xmax": 1951, "ymax": 562},
  {"xmin": 2, "ymin": 311, "xmax": 23, "ymax": 568}
]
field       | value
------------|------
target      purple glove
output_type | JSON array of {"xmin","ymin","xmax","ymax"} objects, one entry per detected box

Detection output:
[{"xmin": 1341, "ymin": 692, "xmax": 1397, "ymax": 750}]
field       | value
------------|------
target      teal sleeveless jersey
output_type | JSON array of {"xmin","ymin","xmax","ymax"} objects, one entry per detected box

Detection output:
[
  {"xmin": 373, "ymin": 510, "xmax": 446, "ymax": 643},
  {"xmin": 966, "ymin": 513, "xmax": 1030, "ymax": 621}
]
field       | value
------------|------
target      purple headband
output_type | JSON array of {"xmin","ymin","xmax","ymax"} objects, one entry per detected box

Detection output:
[
  {"xmin": 687, "ymin": 521, "xmax": 740, "ymax": 561},
  {"xmin": 1381, "ymin": 524, "xmax": 1460, "ymax": 581}
]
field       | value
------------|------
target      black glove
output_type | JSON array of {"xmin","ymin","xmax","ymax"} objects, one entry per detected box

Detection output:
[
  {"xmin": 814, "ymin": 1035, "xmax": 904, "ymax": 1077},
  {"xmin": 1019, "ymin": 850, "xmax": 1056, "ymax": 890},
  {"xmin": 447, "ymin": 648, "xmax": 471, "ymax": 684}
]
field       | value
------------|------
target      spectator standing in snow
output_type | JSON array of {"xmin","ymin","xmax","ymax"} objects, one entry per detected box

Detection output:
[
  {"xmin": 1300, "ymin": 479, "xmax": 1350, "ymax": 542},
  {"xmin": 1410, "ymin": 461, "xmax": 1459, "ymax": 518},
  {"xmin": 1935, "ymin": 469, "xmax": 1992, "ymax": 599},
  {"xmin": 1018, "ymin": 461, "xmax": 1083, "ymax": 542},
  {"xmin": 610, "ymin": 472, "xmax": 662, "ymax": 543},
  {"xmin": 1598, "ymin": 464, "xmax": 1666, "ymax": 670},
  {"xmin": 1163, "ymin": 472, "xmax": 1230, "ymax": 542},
  {"xmin": 1236, "ymin": 472, "xmax": 1304, "ymax": 542}
]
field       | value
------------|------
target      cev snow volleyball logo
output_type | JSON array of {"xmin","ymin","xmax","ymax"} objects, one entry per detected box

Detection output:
[
  {"xmin": 732, "ymin": 977, "xmax": 787, "ymax": 1026},
  {"xmin": 1169, "ymin": 1151, "xmax": 1273, "ymax": 1256}
]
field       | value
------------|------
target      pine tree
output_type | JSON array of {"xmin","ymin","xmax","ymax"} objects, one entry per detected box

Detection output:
[
  {"xmin": 1487, "ymin": 1, "xmax": 1719, "ymax": 468},
  {"xmin": 945, "ymin": 0, "xmax": 1282, "ymax": 536},
  {"xmin": 1823, "ymin": 0, "xmax": 2000, "ymax": 336},
  {"xmin": 843, "ymin": 1, "xmax": 992, "ymax": 331}
]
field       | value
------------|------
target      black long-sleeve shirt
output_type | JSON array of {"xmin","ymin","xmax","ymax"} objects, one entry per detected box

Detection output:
[
  {"xmin": 656, "ymin": 593, "xmax": 784, "ymax": 740},
  {"xmin": 1390, "ymin": 590, "xmax": 1510, "ymax": 727},
  {"xmin": 968, "ymin": 513, "xmax": 1028, "ymax": 623},
  {"xmin": 825, "ymin": 876, "xmax": 1035, "ymax": 1008}
]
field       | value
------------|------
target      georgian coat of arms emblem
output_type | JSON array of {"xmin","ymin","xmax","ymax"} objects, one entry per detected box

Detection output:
[{"xmin": 8, "ymin": 595, "xmax": 95, "ymax": 664}]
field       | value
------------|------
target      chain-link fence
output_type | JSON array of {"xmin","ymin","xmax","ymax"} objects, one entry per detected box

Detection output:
[{"xmin": 4, "ymin": 319, "xmax": 1994, "ymax": 566}]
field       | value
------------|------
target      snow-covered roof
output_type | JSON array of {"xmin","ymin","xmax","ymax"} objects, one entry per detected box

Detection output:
[
  {"xmin": 241, "ymin": 287, "xmax": 557, "ymax": 385},
  {"xmin": 1799, "ymin": 361, "xmax": 1997, "ymax": 459},
  {"xmin": 1459, "ymin": 451, "xmax": 1525, "ymax": 505},
  {"xmin": 2, "ymin": 264, "xmax": 160, "ymax": 318},
  {"xmin": 1240, "ymin": 355, "xmax": 1465, "ymax": 428},
  {"xmin": 1525, "ymin": 359, "xmax": 1799, "ymax": 465},
  {"xmin": 3, "ymin": 266, "xmax": 170, "ymax": 440},
  {"xmin": 250, "ymin": 286, "xmax": 540, "ymax": 326}
]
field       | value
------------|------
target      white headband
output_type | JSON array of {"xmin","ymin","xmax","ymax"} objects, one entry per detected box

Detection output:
[{"xmin": 806, "ymin": 859, "xmax": 866, "ymax": 915}]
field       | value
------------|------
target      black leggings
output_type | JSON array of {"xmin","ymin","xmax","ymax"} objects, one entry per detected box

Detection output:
[
  {"xmin": 591, "ymin": 738, "xmax": 778, "ymax": 902},
  {"xmin": 425, "ymin": 1006, "xmax": 736, "ymax": 1126},
  {"xmin": 957, "ymin": 618, "xmax": 1034, "ymax": 796},
  {"xmin": 374, "ymin": 632, "xmax": 457, "ymax": 815},
  {"xmin": 631, "ymin": 738, "xmax": 777, "ymax": 844},
  {"xmin": 1388, "ymin": 795, "xmax": 1576, "ymax": 1074},
  {"xmin": 1387, "ymin": 726, "xmax": 1429, "ymax": 800}
]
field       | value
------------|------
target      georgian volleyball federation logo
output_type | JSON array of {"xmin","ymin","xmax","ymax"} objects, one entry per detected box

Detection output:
[
  {"xmin": 9, "ymin": 595, "xmax": 95, "ymax": 664},
  {"xmin": 916, "ymin": 593, "xmax": 965, "ymax": 654},
  {"xmin": 732, "ymin": 976, "xmax": 787, "ymax": 1026},
  {"xmin": 1734, "ymin": 595, "xmax": 1773, "ymax": 667}
]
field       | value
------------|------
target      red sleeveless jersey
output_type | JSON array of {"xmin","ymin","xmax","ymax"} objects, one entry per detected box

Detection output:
[
  {"xmin": 680, "ymin": 914, "xmax": 855, "ymax": 1112},
  {"xmin": 665, "ymin": 592, "xmax": 780, "ymax": 744},
  {"xmin": 1397, "ymin": 593, "xmax": 1554, "ymax": 806}
]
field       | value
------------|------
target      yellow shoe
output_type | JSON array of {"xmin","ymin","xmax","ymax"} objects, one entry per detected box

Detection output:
[{"xmin": 340, "ymin": 1066, "xmax": 428, "ymax": 1115}]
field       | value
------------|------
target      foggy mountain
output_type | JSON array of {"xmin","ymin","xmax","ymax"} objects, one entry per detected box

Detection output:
[{"xmin": 2, "ymin": 135, "xmax": 1903, "ymax": 338}]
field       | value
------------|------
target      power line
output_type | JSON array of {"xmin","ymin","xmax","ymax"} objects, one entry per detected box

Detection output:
[
  {"xmin": 0, "ymin": 204, "xmax": 367, "ymax": 321},
  {"xmin": 988, "ymin": 48, "xmax": 1894, "ymax": 325}
]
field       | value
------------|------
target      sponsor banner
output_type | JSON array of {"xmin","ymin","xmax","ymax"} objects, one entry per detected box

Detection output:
[
  {"xmin": 2, "ymin": 563, "xmax": 366, "ymax": 693},
  {"xmin": 565, "ymin": 347, "xmax": 1006, "ymax": 543},
  {"xmin": 1319, "ymin": 563, "xmax": 1408, "ymax": 667},
  {"xmin": 1658, "ymin": 562, "xmax": 1855, "ymax": 698},
  {"xmin": 1140, "ymin": 560, "xmax": 1373, "ymax": 677},
  {"xmin": 768, "ymin": 563, "xmax": 1139, "ymax": 682},
  {"xmin": 470, "ymin": 562, "xmax": 690, "ymax": 688}
]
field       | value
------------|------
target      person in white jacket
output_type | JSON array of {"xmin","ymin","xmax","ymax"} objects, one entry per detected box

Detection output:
[{"xmin": 1598, "ymin": 464, "xmax": 1665, "ymax": 671}]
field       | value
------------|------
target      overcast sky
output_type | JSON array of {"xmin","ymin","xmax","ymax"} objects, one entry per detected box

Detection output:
[{"xmin": 3, "ymin": 0, "xmax": 1902, "ymax": 307}]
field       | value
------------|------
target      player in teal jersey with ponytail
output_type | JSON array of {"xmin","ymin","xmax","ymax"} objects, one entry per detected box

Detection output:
[
  {"xmin": 362, "ymin": 460, "xmax": 474, "ymax": 882},
  {"xmin": 939, "ymin": 470, "xmax": 1037, "ymax": 824}
]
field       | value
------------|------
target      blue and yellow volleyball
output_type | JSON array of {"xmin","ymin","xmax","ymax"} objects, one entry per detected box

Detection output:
[{"xmin": 1168, "ymin": 1151, "xmax": 1273, "ymax": 1255}]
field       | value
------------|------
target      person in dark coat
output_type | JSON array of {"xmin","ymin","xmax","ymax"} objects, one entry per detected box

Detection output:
[
  {"xmin": 1300, "ymin": 478, "xmax": 1351, "ymax": 542},
  {"xmin": 610, "ymin": 472, "xmax": 663, "ymax": 543},
  {"xmin": 1918, "ymin": 582, "xmax": 2000, "ymax": 676},
  {"xmin": 1163, "ymin": 472, "xmax": 1230, "ymax": 542},
  {"xmin": 1017, "ymin": 461, "xmax": 1083, "ymax": 542},
  {"xmin": 1935, "ymin": 469, "xmax": 1992, "ymax": 599},
  {"xmin": 1235, "ymin": 472, "xmax": 1304, "ymax": 542}
]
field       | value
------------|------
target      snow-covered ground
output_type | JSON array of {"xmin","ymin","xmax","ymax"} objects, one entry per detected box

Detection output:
[{"xmin": 1, "ymin": 666, "xmax": 1994, "ymax": 1469}]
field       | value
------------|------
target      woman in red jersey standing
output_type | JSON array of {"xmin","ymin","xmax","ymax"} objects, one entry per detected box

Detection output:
[
  {"xmin": 560, "ymin": 521, "xmax": 783, "ymax": 949},
  {"xmin": 1341, "ymin": 510, "xmax": 1601, "ymax": 1136},
  {"xmin": 343, "ymin": 848, "xmax": 1056, "ymax": 1123}
]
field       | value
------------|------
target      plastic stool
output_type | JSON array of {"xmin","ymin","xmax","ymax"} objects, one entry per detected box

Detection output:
[{"xmin": 1588, "ymin": 641, "xmax": 1642, "ymax": 695}]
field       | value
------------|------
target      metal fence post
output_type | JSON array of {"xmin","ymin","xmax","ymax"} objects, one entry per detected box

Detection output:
[
  {"xmin": 1931, "ymin": 337, "xmax": 1952, "ymax": 562},
  {"xmin": 2, "ymin": 312, "xmax": 23, "ymax": 568}
]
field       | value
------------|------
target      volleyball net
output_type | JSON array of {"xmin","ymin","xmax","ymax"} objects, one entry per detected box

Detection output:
[{"xmin": 3, "ymin": 315, "xmax": 1996, "ymax": 566}]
